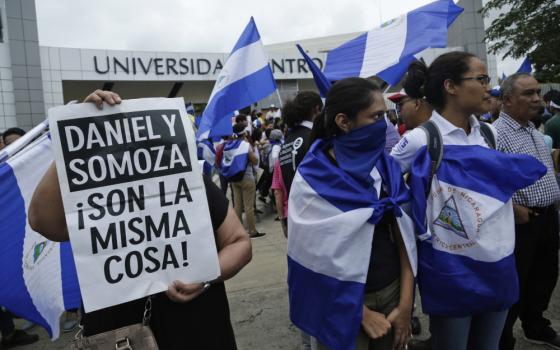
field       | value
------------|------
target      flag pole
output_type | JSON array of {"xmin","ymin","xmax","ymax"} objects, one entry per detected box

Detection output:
[
  {"xmin": 275, "ymin": 89, "xmax": 283, "ymax": 108},
  {"xmin": 383, "ymin": 84, "xmax": 392, "ymax": 94},
  {"xmin": 0, "ymin": 120, "xmax": 49, "ymax": 164}
]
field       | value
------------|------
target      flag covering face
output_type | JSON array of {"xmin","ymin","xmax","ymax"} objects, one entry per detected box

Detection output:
[
  {"xmin": 0, "ymin": 134, "xmax": 81, "ymax": 339},
  {"xmin": 220, "ymin": 139, "xmax": 250, "ymax": 179},
  {"xmin": 197, "ymin": 17, "xmax": 277, "ymax": 140},
  {"xmin": 408, "ymin": 145, "xmax": 546, "ymax": 316},
  {"xmin": 323, "ymin": 0, "xmax": 463, "ymax": 84},
  {"xmin": 287, "ymin": 137, "xmax": 417, "ymax": 350}
]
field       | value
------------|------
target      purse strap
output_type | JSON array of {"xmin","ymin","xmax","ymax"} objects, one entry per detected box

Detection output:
[{"xmin": 142, "ymin": 296, "xmax": 152, "ymax": 326}]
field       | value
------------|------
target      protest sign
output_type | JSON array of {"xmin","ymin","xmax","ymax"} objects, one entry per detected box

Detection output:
[{"xmin": 48, "ymin": 98, "xmax": 220, "ymax": 312}]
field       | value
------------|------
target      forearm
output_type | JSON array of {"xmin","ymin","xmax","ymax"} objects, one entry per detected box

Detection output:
[
  {"xmin": 393, "ymin": 221, "xmax": 413, "ymax": 311},
  {"xmin": 29, "ymin": 162, "xmax": 69, "ymax": 241},
  {"xmin": 274, "ymin": 189, "xmax": 285, "ymax": 218},
  {"xmin": 217, "ymin": 238, "xmax": 252, "ymax": 280}
]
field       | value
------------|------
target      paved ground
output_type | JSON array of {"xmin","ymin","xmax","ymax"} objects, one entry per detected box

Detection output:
[{"xmin": 8, "ymin": 200, "xmax": 560, "ymax": 349}]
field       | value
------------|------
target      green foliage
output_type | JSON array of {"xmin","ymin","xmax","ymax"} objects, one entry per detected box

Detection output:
[{"xmin": 481, "ymin": 0, "xmax": 560, "ymax": 82}]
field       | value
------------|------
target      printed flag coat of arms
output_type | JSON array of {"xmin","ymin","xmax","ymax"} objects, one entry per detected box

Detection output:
[
  {"xmin": 0, "ymin": 128, "xmax": 81, "ymax": 339},
  {"xmin": 408, "ymin": 144, "xmax": 546, "ymax": 317}
]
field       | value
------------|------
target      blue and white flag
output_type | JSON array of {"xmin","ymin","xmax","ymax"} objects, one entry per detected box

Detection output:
[
  {"xmin": 197, "ymin": 139, "xmax": 216, "ymax": 177},
  {"xmin": 197, "ymin": 17, "xmax": 277, "ymax": 140},
  {"xmin": 220, "ymin": 139, "xmax": 250, "ymax": 180},
  {"xmin": 323, "ymin": 0, "xmax": 463, "ymax": 83},
  {"xmin": 0, "ymin": 132, "xmax": 81, "ymax": 339},
  {"xmin": 185, "ymin": 102, "xmax": 196, "ymax": 116},
  {"xmin": 287, "ymin": 137, "xmax": 417, "ymax": 350},
  {"xmin": 516, "ymin": 57, "xmax": 533, "ymax": 74},
  {"xmin": 408, "ymin": 145, "xmax": 545, "ymax": 316},
  {"xmin": 296, "ymin": 44, "xmax": 331, "ymax": 98}
]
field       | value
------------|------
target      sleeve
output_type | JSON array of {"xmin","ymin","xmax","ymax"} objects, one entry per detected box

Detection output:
[
  {"xmin": 390, "ymin": 128, "xmax": 427, "ymax": 173},
  {"xmin": 202, "ymin": 175, "xmax": 229, "ymax": 232}
]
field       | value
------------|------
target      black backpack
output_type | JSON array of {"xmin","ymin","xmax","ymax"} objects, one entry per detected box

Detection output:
[{"xmin": 420, "ymin": 120, "xmax": 496, "ymax": 197}]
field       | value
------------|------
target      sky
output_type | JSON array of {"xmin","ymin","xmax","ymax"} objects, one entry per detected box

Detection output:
[{"xmin": 34, "ymin": 0, "xmax": 522, "ymax": 75}]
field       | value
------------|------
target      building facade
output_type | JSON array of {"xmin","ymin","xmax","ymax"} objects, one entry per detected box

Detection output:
[{"xmin": 0, "ymin": 0, "xmax": 492, "ymax": 132}]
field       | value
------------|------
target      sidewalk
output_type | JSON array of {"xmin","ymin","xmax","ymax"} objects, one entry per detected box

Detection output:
[{"xmin": 11, "ymin": 203, "xmax": 560, "ymax": 349}]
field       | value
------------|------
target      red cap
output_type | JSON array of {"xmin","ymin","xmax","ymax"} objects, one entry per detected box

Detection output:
[{"xmin": 388, "ymin": 92, "xmax": 407, "ymax": 103}]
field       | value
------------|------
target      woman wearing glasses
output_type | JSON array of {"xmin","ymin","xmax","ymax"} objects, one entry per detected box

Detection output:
[{"xmin": 390, "ymin": 52, "xmax": 543, "ymax": 350}]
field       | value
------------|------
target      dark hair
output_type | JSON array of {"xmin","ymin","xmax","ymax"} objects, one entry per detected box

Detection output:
[
  {"xmin": 310, "ymin": 78, "xmax": 380, "ymax": 142},
  {"xmin": 282, "ymin": 91, "xmax": 323, "ymax": 129},
  {"xmin": 235, "ymin": 114, "xmax": 247, "ymax": 124},
  {"xmin": 543, "ymin": 89, "xmax": 560, "ymax": 103},
  {"xmin": 252, "ymin": 128, "xmax": 262, "ymax": 142},
  {"xmin": 501, "ymin": 72, "xmax": 532, "ymax": 99},
  {"xmin": 2, "ymin": 127, "xmax": 26, "ymax": 143},
  {"xmin": 232, "ymin": 123, "xmax": 246, "ymax": 135},
  {"xmin": 403, "ymin": 51, "xmax": 477, "ymax": 109}
]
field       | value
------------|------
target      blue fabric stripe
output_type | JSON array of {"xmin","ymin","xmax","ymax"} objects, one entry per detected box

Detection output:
[
  {"xmin": 297, "ymin": 140, "xmax": 377, "ymax": 214},
  {"xmin": 436, "ymin": 145, "xmax": 546, "ymax": 203},
  {"xmin": 377, "ymin": 55, "xmax": 417, "ymax": 86},
  {"xmin": 288, "ymin": 256, "xmax": 364, "ymax": 350},
  {"xmin": 201, "ymin": 65, "xmax": 277, "ymax": 139},
  {"xmin": 401, "ymin": 0, "xmax": 458, "ymax": 59},
  {"xmin": 60, "ymin": 242, "xmax": 81, "ymax": 310},
  {"xmin": 296, "ymin": 44, "xmax": 332, "ymax": 98},
  {"xmin": 230, "ymin": 17, "xmax": 261, "ymax": 54},
  {"xmin": 417, "ymin": 241, "xmax": 519, "ymax": 316},
  {"xmin": 0, "ymin": 163, "xmax": 51, "ymax": 335},
  {"xmin": 323, "ymin": 33, "xmax": 367, "ymax": 81}
]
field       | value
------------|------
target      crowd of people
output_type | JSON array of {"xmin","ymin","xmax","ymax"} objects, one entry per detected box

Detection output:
[{"xmin": 0, "ymin": 49, "xmax": 559, "ymax": 350}]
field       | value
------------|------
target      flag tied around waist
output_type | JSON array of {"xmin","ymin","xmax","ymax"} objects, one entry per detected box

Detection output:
[
  {"xmin": 408, "ymin": 145, "xmax": 546, "ymax": 316},
  {"xmin": 0, "ymin": 133, "xmax": 81, "ymax": 339},
  {"xmin": 287, "ymin": 137, "xmax": 417, "ymax": 350},
  {"xmin": 221, "ymin": 139, "xmax": 250, "ymax": 179}
]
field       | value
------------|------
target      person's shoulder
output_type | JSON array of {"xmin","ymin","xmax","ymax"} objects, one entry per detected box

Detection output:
[{"xmin": 391, "ymin": 127, "xmax": 427, "ymax": 157}]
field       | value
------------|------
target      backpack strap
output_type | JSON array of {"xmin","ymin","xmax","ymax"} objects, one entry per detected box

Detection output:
[
  {"xmin": 419, "ymin": 120, "xmax": 443, "ymax": 198},
  {"xmin": 479, "ymin": 122, "xmax": 496, "ymax": 149}
]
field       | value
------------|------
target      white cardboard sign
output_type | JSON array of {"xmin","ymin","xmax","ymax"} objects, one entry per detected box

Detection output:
[{"xmin": 48, "ymin": 98, "xmax": 220, "ymax": 312}]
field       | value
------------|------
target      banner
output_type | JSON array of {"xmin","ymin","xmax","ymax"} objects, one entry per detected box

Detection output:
[{"xmin": 48, "ymin": 98, "xmax": 220, "ymax": 312}]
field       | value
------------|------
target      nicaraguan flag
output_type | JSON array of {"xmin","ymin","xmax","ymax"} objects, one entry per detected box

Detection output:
[
  {"xmin": 287, "ymin": 139, "xmax": 417, "ymax": 350},
  {"xmin": 408, "ymin": 145, "xmax": 546, "ymax": 316},
  {"xmin": 323, "ymin": 0, "xmax": 463, "ymax": 83},
  {"xmin": 197, "ymin": 17, "xmax": 277, "ymax": 140},
  {"xmin": 197, "ymin": 139, "xmax": 216, "ymax": 177},
  {"xmin": 0, "ymin": 133, "xmax": 81, "ymax": 339},
  {"xmin": 516, "ymin": 57, "xmax": 533, "ymax": 74},
  {"xmin": 220, "ymin": 139, "xmax": 250, "ymax": 179},
  {"xmin": 296, "ymin": 44, "xmax": 331, "ymax": 98}
]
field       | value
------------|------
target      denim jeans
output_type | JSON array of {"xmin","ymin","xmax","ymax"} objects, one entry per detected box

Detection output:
[{"xmin": 431, "ymin": 310, "xmax": 508, "ymax": 350}]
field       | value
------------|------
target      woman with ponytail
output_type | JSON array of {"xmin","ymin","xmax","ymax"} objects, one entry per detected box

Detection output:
[
  {"xmin": 390, "ymin": 52, "xmax": 546, "ymax": 350},
  {"xmin": 288, "ymin": 78, "xmax": 417, "ymax": 350}
]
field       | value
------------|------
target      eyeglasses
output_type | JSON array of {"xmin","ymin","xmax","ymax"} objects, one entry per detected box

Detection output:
[{"xmin": 458, "ymin": 74, "xmax": 491, "ymax": 86}]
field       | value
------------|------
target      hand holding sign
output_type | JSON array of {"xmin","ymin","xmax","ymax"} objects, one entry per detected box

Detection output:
[{"xmin": 48, "ymin": 97, "xmax": 220, "ymax": 312}]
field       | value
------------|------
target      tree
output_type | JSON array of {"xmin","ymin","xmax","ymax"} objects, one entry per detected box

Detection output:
[{"xmin": 481, "ymin": 0, "xmax": 560, "ymax": 82}]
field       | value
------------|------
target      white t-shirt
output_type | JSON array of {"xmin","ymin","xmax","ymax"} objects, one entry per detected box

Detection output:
[
  {"xmin": 390, "ymin": 111, "xmax": 498, "ymax": 173},
  {"xmin": 266, "ymin": 110, "xmax": 282, "ymax": 120}
]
